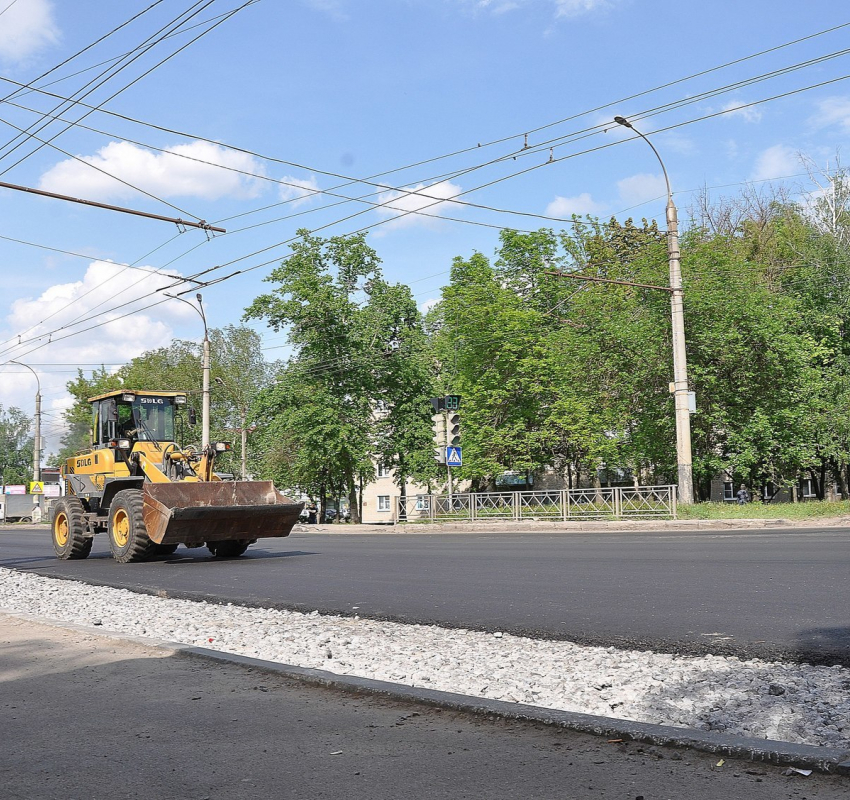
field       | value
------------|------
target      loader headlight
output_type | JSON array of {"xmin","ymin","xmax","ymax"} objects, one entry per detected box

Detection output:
[
  {"xmin": 214, "ymin": 441, "xmax": 231, "ymax": 452},
  {"xmin": 121, "ymin": 393, "xmax": 136, "ymax": 402},
  {"xmin": 175, "ymin": 395, "xmax": 187, "ymax": 405},
  {"xmin": 117, "ymin": 438, "xmax": 132, "ymax": 450}
]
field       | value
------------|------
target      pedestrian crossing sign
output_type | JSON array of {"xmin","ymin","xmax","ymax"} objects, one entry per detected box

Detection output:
[{"xmin": 445, "ymin": 446, "xmax": 462, "ymax": 466}]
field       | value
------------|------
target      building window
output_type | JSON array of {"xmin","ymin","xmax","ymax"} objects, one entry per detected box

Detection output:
[
  {"xmin": 377, "ymin": 495, "xmax": 391, "ymax": 512},
  {"xmin": 377, "ymin": 462, "xmax": 391, "ymax": 478},
  {"xmin": 723, "ymin": 482, "xmax": 734, "ymax": 502},
  {"xmin": 415, "ymin": 496, "xmax": 430, "ymax": 511},
  {"xmin": 801, "ymin": 479, "xmax": 816, "ymax": 498}
]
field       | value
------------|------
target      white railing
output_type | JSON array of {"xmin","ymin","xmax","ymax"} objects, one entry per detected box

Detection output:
[{"xmin": 394, "ymin": 485, "xmax": 677, "ymax": 523}]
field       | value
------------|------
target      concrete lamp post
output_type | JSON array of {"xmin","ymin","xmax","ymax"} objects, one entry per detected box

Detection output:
[{"xmin": 614, "ymin": 116, "xmax": 694, "ymax": 505}]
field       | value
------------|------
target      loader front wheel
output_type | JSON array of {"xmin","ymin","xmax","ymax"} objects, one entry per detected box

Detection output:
[
  {"xmin": 108, "ymin": 490, "xmax": 154, "ymax": 563},
  {"xmin": 52, "ymin": 497, "xmax": 92, "ymax": 560},
  {"xmin": 207, "ymin": 540, "xmax": 250, "ymax": 558}
]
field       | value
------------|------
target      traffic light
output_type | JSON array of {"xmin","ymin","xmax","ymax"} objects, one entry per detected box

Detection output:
[
  {"xmin": 432, "ymin": 410, "xmax": 446, "ymax": 464},
  {"xmin": 447, "ymin": 411, "xmax": 460, "ymax": 446},
  {"xmin": 444, "ymin": 394, "xmax": 461, "ymax": 410},
  {"xmin": 430, "ymin": 396, "xmax": 445, "ymax": 413}
]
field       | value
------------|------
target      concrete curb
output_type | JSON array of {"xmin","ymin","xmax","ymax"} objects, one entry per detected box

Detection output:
[
  {"xmin": 3, "ymin": 608, "xmax": 848, "ymax": 776},
  {"xmin": 297, "ymin": 516, "xmax": 850, "ymax": 534}
]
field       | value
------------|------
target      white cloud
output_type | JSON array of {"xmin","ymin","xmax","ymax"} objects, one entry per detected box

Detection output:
[
  {"xmin": 657, "ymin": 132, "xmax": 696, "ymax": 155},
  {"xmin": 461, "ymin": 0, "xmax": 521, "ymax": 12},
  {"xmin": 419, "ymin": 297, "xmax": 440, "ymax": 315},
  {"xmin": 719, "ymin": 99, "xmax": 763, "ymax": 124},
  {"xmin": 1, "ymin": 260, "xmax": 197, "ymax": 453},
  {"xmin": 455, "ymin": 0, "xmax": 616, "ymax": 17},
  {"xmin": 751, "ymin": 144, "xmax": 798, "ymax": 182},
  {"xmin": 554, "ymin": 0, "xmax": 614, "ymax": 17},
  {"xmin": 279, "ymin": 175, "xmax": 320, "ymax": 207},
  {"xmin": 0, "ymin": 0, "xmax": 58, "ymax": 63},
  {"xmin": 616, "ymin": 172, "xmax": 667, "ymax": 207},
  {"xmin": 545, "ymin": 192, "xmax": 607, "ymax": 217},
  {"xmin": 811, "ymin": 96, "xmax": 850, "ymax": 133},
  {"xmin": 38, "ymin": 140, "xmax": 267, "ymax": 202},
  {"xmin": 375, "ymin": 180, "xmax": 463, "ymax": 230},
  {"xmin": 303, "ymin": 0, "xmax": 349, "ymax": 20}
]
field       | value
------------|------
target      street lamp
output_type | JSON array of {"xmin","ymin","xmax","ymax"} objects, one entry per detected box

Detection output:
[
  {"xmin": 614, "ymin": 116, "xmax": 694, "ymax": 504},
  {"xmin": 10, "ymin": 360, "xmax": 41, "ymax": 482},
  {"xmin": 165, "ymin": 292, "xmax": 210, "ymax": 448}
]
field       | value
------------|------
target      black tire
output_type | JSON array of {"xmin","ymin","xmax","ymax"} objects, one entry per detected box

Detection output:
[
  {"xmin": 153, "ymin": 543, "xmax": 179, "ymax": 555},
  {"xmin": 108, "ymin": 489, "xmax": 154, "ymax": 563},
  {"xmin": 51, "ymin": 497, "xmax": 92, "ymax": 560},
  {"xmin": 207, "ymin": 540, "xmax": 250, "ymax": 558}
]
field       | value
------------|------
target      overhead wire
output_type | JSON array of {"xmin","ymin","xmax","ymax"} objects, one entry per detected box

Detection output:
[
  {"xmin": 0, "ymin": 0, "xmax": 168, "ymax": 109},
  {"xmin": 0, "ymin": 1, "xmax": 259, "ymax": 351},
  {"xmin": 2, "ymin": 63, "xmax": 843, "ymax": 367},
  {"xmin": 4, "ymin": 38, "xmax": 850, "ymax": 365},
  {"xmin": 0, "ymin": 0, "xmax": 218, "ymax": 175},
  {"xmin": 0, "ymin": 23, "xmax": 840, "ymax": 346},
  {"xmin": 11, "ymin": 3, "xmax": 260, "ymax": 100},
  {"xmin": 0, "ymin": 21, "xmax": 846, "ymax": 234}
]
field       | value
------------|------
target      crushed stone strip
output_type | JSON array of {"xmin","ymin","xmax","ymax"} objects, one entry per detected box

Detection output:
[{"xmin": 0, "ymin": 566, "xmax": 847, "ymax": 748}]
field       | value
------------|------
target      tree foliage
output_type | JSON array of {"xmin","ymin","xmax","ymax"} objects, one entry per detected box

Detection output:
[
  {"xmin": 0, "ymin": 405, "xmax": 34, "ymax": 486},
  {"xmin": 245, "ymin": 230, "xmax": 436, "ymax": 518}
]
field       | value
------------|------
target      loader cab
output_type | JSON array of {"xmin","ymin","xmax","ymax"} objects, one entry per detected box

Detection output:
[{"xmin": 90, "ymin": 391, "xmax": 187, "ymax": 447}]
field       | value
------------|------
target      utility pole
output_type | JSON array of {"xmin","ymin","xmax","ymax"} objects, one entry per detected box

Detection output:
[
  {"xmin": 10, "ymin": 360, "xmax": 40, "ymax": 482},
  {"xmin": 614, "ymin": 116, "xmax": 694, "ymax": 504}
]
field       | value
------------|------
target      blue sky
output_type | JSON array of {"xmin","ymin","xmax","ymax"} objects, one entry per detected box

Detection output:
[{"xmin": 1, "ymin": 0, "xmax": 849, "ymax": 451}]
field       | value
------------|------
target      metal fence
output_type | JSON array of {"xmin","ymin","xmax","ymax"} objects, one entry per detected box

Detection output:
[{"xmin": 394, "ymin": 485, "xmax": 677, "ymax": 522}]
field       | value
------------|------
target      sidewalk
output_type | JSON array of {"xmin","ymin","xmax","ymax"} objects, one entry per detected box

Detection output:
[
  {"xmin": 300, "ymin": 515, "xmax": 850, "ymax": 534},
  {"xmin": 2, "ymin": 612, "xmax": 847, "ymax": 798}
]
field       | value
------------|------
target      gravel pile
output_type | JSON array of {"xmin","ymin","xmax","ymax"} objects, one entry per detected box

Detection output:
[{"xmin": 1, "ymin": 566, "xmax": 848, "ymax": 748}]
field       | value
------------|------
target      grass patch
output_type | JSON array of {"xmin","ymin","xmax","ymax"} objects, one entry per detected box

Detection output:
[{"xmin": 679, "ymin": 500, "xmax": 850, "ymax": 520}]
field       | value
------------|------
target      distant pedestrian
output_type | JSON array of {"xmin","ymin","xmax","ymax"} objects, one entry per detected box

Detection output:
[{"xmin": 736, "ymin": 484, "xmax": 750, "ymax": 505}]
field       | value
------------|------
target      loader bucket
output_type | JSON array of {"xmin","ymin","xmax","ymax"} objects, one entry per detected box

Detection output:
[{"xmin": 142, "ymin": 481, "xmax": 304, "ymax": 545}]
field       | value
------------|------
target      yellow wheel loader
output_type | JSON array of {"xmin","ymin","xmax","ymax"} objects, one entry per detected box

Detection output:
[{"xmin": 54, "ymin": 390, "xmax": 303, "ymax": 563}]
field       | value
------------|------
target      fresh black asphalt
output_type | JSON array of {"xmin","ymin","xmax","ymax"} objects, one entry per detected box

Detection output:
[{"xmin": 2, "ymin": 526, "xmax": 849, "ymax": 666}]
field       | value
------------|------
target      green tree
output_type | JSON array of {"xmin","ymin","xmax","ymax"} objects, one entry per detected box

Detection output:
[
  {"xmin": 246, "ymin": 230, "xmax": 436, "ymax": 520},
  {"xmin": 245, "ymin": 230, "xmax": 382, "ymax": 521},
  {"xmin": 0, "ymin": 405, "xmax": 35, "ymax": 486}
]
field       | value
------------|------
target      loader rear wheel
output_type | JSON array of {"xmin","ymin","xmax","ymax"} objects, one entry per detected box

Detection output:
[
  {"xmin": 52, "ymin": 497, "xmax": 92, "ymax": 560},
  {"xmin": 108, "ymin": 490, "xmax": 154, "ymax": 563},
  {"xmin": 207, "ymin": 540, "xmax": 250, "ymax": 558}
]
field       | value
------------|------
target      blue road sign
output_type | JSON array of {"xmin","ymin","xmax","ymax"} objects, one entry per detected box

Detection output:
[{"xmin": 446, "ymin": 445, "xmax": 462, "ymax": 466}]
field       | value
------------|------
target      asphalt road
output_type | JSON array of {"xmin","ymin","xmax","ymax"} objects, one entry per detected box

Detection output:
[{"xmin": 2, "ymin": 525, "xmax": 849, "ymax": 666}]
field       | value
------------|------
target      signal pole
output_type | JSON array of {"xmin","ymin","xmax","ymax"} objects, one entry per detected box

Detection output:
[{"xmin": 445, "ymin": 407, "xmax": 453, "ymax": 509}]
